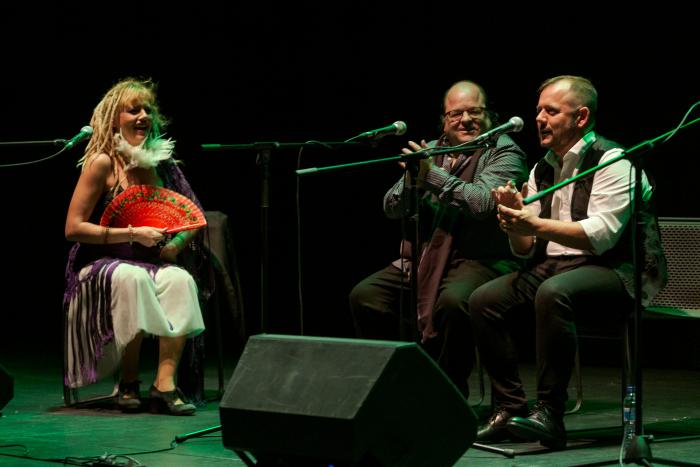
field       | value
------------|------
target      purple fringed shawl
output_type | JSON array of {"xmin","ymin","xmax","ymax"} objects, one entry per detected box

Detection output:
[
  {"xmin": 63, "ymin": 160, "xmax": 208, "ymax": 389},
  {"xmin": 416, "ymin": 150, "xmax": 483, "ymax": 342}
]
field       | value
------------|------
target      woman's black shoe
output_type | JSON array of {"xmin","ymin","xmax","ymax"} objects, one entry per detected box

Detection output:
[
  {"xmin": 148, "ymin": 385, "xmax": 196, "ymax": 416},
  {"xmin": 117, "ymin": 380, "xmax": 142, "ymax": 412}
]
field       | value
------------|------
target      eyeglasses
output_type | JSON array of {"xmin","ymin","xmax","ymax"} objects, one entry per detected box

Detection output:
[{"xmin": 444, "ymin": 107, "xmax": 486, "ymax": 122}]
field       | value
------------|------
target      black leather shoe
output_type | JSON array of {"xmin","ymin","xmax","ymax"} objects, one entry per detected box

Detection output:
[
  {"xmin": 506, "ymin": 401, "xmax": 566, "ymax": 450},
  {"xmin": 476, "ymin": 407, "xmax": 526, "ymax": 442},
  {"xmin": 148, "ymin": 385, "xmax": 196, "ymax": 416},
  {"xmin": 117, "ymin": 380, "xmax": 142, "ymax": 412}
]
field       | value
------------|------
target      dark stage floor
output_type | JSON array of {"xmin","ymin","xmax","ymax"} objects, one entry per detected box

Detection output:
[{"xmin": 1, "ymin": 345, "xmax": 700, "ymax": 467}]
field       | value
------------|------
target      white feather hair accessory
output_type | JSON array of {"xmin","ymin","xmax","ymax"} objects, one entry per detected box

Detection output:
[{"xmin": 115, "ymin": 132, "xmax": 175, "ymax": 170}]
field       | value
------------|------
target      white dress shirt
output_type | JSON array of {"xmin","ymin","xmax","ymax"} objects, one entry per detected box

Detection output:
[{"xmin": 522, "ymin": 131, "xmax": 652, "ymax": 257}]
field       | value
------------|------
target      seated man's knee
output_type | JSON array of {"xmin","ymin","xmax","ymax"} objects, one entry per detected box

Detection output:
[
  {"xmin": 348, "ymin": 282, "xmax": 363, "ymax": 307},
  {"xmin": 349, "ymin": 279, "xmax": 377, "ymax": 310},
  {"xmin": 468, "ymin": 285, "xmax": 490, "ymax": 317},
  {"xmin": 535, "ymin": 281, "xmax": 568, "ymax": 309},
  {"xmin": 534, "ymin": 279, "xmax": 571, "ymax": 318}
]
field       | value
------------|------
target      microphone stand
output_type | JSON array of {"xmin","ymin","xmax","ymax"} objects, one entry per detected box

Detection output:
[
  {"xmin": 523, "ymin": 117, "xmax": 700, "ymax": 465},
  {"xmin": 0, "ymin": 139, "xmax": 67, "ymax": 147},
  {"xmin": 174, "ymin": 425, "xmax": 255, "ymax": 466},
  {"xmin": 202, "ymin": 140, "xmax": 363, "ymax": 334},
  {"xmin": 0, "ymin": 138, "xmax": 77, "ymax": 168},
  {"xmin": 403, "ymin": 158, "xmax": 420, "ymax": 341},
  {"xmin": 298, "ymin": 141, "xmax": 518, "ymax": 459}
]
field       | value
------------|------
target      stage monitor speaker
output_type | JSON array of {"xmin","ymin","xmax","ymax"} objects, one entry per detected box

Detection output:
[
  {"xmin": 0, "ymin": 364, "xmax": 13, "ymax": 412},
  {"xmin": 648, "ymin": 217, "xmax": 700, "ymax": 315},
  {"xmin": 220, "ymin": 334, "xmax": 477, "ymax": 467}
]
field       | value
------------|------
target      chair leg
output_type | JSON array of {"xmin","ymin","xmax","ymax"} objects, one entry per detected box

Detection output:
[
  {"xmin": 63, "ymin": 307, "xmax": 120, "ymax": 408},
  {"xmin": 212, "ymin": 286, "xmax": 225, "ymax": 397},
  {"xmin": 566, "ymin": 347, "xmax": 583, "ymax": 415},
  {"xmin": 473, "ymin": 347, "xmax": 584, "ymax": 415},
  {"xmin": 471, "ymin": 349, "xmax": 485, "ymax": 407},
  {"xmin": 64, "ymin": 379, "xmax": 119, "ymax": 408}
]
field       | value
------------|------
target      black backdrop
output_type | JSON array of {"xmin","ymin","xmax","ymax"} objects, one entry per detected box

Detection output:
[{"xmin": 1, "ymin": 5, "xmax": 698, "ymax": 365}]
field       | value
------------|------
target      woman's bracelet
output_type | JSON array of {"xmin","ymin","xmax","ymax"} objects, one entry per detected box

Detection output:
[
  {"xmin": 103, "ymin": 226, "xmax": 110, "ymax": 244},
  {"xmin": 128, "ymin": 224, "xmax": 134, "ymax": 245}
]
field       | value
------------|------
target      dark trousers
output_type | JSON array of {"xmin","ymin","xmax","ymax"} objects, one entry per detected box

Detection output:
[
  {"xmin": 349, "ymin": 259, "xmax": 506, "ymax": 398},
  {"xmin": 469, "ymin": 256, "xmax": 631, "ymax": 415}
]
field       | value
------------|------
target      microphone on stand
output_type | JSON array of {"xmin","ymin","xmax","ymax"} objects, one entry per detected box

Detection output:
[
  {"xmin": 64, "ymin": 126, "xmax": 94, "ymax": 150},
  {"xmin": 348, "ymin": 121, "xmax": 407, "ymax": 141},
  {"xmin": 469, "ymin": 116, "xmax": 524, "ymax": 145}
]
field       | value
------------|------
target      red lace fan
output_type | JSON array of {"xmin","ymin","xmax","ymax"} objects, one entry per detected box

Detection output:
[{"xmin": 100, "ymin": 185, "xmax": 207, "ymax": 234}]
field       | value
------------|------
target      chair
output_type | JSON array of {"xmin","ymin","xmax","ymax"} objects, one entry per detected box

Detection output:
[
  {"xmin": 63, "ymin": 211, "xmax": 245, "ymax": 407},
  {"xmin": 196, "ymin": 211, "xmax": 246, "ymax": 397},
  {"xmin": 176, "ymin": 210, "xmax": 245, "ymax": 403},
  {"xmin": 570, "ymin": 217, "xmax": 700, "ymax": 414}
]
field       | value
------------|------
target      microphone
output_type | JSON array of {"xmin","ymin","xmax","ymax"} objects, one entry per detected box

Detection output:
[
  {"xmin": 64, "ymin": 126, "xmax": 94, "ymax": 150},
  {"xmin": 353, "ymin": 121, "xmax": 407, "ymax": 140},
  {"xmin": 470, "ymin": 117, "xmax": 524, "ymax": 145}
]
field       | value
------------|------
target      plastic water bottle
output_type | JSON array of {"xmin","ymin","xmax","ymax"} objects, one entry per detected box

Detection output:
[{"xmin": 623, "ymin": 384, "xmax": 637, "ymax": 441}]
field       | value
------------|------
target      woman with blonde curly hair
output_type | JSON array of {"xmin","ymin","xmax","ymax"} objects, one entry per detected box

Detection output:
[{"xmin": 64, "ymin": 78, "xmax": 205, "ymax": 415}]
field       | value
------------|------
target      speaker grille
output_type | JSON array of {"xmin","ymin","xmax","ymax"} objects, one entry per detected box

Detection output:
[
  {"xmin": 649, "ymin": 218, "xmax": 700, "ymax": 314},
  {"xmin": 219, "ymin": 334, "xmax": 476, "ymax": 467}
]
